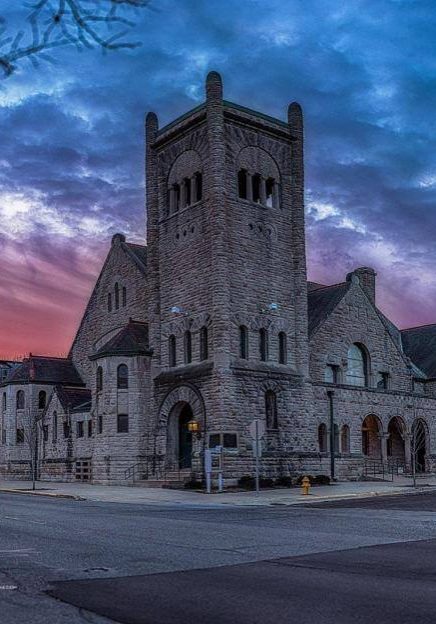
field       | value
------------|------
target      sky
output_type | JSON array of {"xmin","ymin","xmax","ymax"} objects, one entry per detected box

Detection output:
[{"xmin": 0, "ymin": 0, "xmax": 435, "ymax": 358}]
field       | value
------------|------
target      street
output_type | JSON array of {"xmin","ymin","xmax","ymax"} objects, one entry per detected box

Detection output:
[{"xmin": 2, "ymin": 491, "xmax": 436, "ymax": 623}]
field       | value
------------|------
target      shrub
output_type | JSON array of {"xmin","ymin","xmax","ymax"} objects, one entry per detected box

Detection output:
[
  {"xmin": 313, "ymin": 474, "xmax": 331, "ymax": 486},
  {"xmin": 184, "ymin": 479, "xmax": 203, "ymax": 490},
  {"xmin": 275, "ymin": 475, "xmax": 293, "ymax": 488},
  {"xmin": 259, "ymin": 477, "xmax": 274, "ymax": 489},
  {"xmin": 238, "ymin": 475, "xmax": 256, "ymax": 490}
]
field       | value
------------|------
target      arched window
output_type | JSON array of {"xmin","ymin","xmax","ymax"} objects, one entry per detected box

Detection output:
[
  {"xmin": 96, "ymin": 366, "xmax": 103, "ymax": 393},
  {"xmin": 117, "ymin": 364, "xmax": 128, "ymax": 390},
  {"xmin": 362, "ymin": 415, "xmax": 381, "ymax": 457},
  {"xmin": 324, "ymin": 364, "xmax": 338, "ymax": 384},
  {"xmin": 318, "ymin": 423, "xmax": 327, "ymax": 453},
  {"xmin": 346, "ymin": 344, "xmax": 368, "ymax": 387},
  {"xmin": 259, "ymin": 328, "xmax": 268, "ymax": 362},
  {"xmin": 195, "ymin": 172, "xmax": 203, "ymax": 202},
  {"xmin": 16, "ymin": 390, "xmax": 24, "ymax": 410},
  {"xmin": 122, "ymin": 286, "xmax": 127, "ymax": 307},
  {"xmin": 341, "ymin": 425, "xmax": 350, "ymax": 454},
  {"xmin": 265, "ymin": 390, "xmax": 278, "ymax": 429},
  {"xmin": 184, "ymin": 330, "xmax": 192, "ymax": 364},
  {"xmin": 52, "ymin": 411, "xmax": 57, "ymax": 442},
  {"xmin": 169, "ymin": 335, "xmax": 176, "ymax": 367},
  {"xmin": 38, "ymin": 391, "xmax": 46, "ymax": 410},
  {"xmin": 114, "ymin": 282, "xmax": 119, "ymax": 310},
  {"xmin": 278, "ymin": 332, "xmax": 287, "ymax": 364},
  {"xmin": 107, "ymin": 292, "xmax": 112, "ymax": 312},
  {"xmin": 200, "ymin": 326, "xmax": 208, "ymax": 361},
  {"xmin": 239, "ymin": 325, "xmax": 248, "ymax": 359},
  {"xmin": 252, "ymin": 174, "xmax": 261, "ymax": 203},
  {"xmin": 238, "ymin": 169, "xmax": 247, "ymax": 199}
]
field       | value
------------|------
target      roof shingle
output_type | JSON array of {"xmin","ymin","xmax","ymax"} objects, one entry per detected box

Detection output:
[
  {"xmin": 90, "ymin": 320, "xmax": 151, "ymax": 360},
  {"xmin": 401, "ymin": 325, "xmax": 436, "ymax": 379}
]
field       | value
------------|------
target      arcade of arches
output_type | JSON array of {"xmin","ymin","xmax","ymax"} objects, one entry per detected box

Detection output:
[{"xmin": 361, "ymin": 414, "xmax": 428, "ymax": 471}]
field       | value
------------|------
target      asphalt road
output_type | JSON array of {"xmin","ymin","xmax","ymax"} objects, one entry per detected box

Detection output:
[{"xmin": 2, "ymin": 491, "xmax": 436, "ymax": 623}]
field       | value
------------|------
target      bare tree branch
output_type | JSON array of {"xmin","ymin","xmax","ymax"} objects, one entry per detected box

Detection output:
[{"xmin": 0, "ymin": 0, "xmax": 152, "ymax": 79}]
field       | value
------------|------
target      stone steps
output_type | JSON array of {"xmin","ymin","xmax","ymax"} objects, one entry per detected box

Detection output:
[{"xmin": 129, "ymin": 469, "xmax": 192, "ymax": 488}]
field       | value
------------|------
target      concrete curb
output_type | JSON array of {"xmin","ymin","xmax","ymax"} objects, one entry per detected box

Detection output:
[{"xmin": 0, "ymin": 488, "xmax": 84, "ymax": 501}]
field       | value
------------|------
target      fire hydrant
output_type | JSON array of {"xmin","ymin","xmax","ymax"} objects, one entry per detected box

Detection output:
[{"xmin": 301, "ymin": 476, "xmax": 311, "ymax": 495}]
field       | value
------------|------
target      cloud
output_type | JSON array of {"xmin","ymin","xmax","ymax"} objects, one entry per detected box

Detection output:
[{"xmin": 0, "ymin": 0, "xmax": 436, "ymax": 356}]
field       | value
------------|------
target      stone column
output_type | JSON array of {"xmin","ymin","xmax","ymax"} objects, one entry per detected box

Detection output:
[
  {"xmin": 180, "ymin": 180, "xmax": 187, "ymax": 209},
  {"xmin": 380, "ymin": 433, "xmax": 389, "ymax": 463},
  {"xmin": 260, "ymin": 177, "xmax": 267, "ymax": 205},
  {"xmin": 272, "ymin": 182, "xmax": 280, "ymax": 209},
  {"xmin": 169, "ymin": 187, "xmax": 176, "ymax": 214},
  {"xmin": 246, "ymin": 172, "xmax": 253, "ymax": 202},
  {"xmin": 404, "ymin": 433, "xmax": 411, "ymax": 469}
]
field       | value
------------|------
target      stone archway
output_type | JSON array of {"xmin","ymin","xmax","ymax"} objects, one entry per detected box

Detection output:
[
  {"xmin": 167, "ymin": 402, "xmax": 194, "ymax": 469},
  {"xmin": 411, "ymin": 418, "xmax": 428, "ymax": 473},
  {"xmin": 158, "ymin": 384, "xmax": 206, "ymax": 471},
  {"xmin": 361, "ymin": 415, "xmax": 382, "ymax": 459},
  {"xmin": 387, "ymin": 417, "xmax": 406, "ymax": 465}
]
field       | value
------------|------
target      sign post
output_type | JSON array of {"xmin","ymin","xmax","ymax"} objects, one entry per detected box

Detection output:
[{"xmin": 249, "ymin": 419, "xmax": 265, "ymax": 496}]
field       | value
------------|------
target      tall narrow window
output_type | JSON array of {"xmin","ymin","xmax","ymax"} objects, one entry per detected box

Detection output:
[
  {"xmin": 318, "ymin": 423, "xmax": 327, "ymax": 453},
  {"xmin": 107, "ymin": 292, "xmax": 112, "ymax": 312},
  {"xmin": 173, "ymin": 183, "xmax": 180, "ymax": 211},
  {"xmin": 259, "ymin": 328, "xmax": 268, "ymax": 362},
  {"xmin": 98, "ymin": 414, "xmax": 103, "ymax": 434},
  {"xmin": 200, "ymin": 326, "xmax": 208, "ymax": 361},
  {"xmin": 96, "ymin": 366, "xmax": 103, "ymax": 393},
  {"xmin": 341, "ymin": 425, "xmax": 350, "ymax": 454},
  {"xmin": 52, "ymin": 411, "xmax": 57, "ymax": 442},
  {"xmin": 117, "ymin": 364, "xmax": 128, "ymax": 390},
  {"xmin": 324, "ymin": 365, "xmax": 339, "ymax": 384},
  {"xmin": 278, "ymin": 332, "xmax": 287, "ymax": 364},
  {"xmin": 183, "ymin": 177, "xmax": 191, "ymax": 207},
  {"xmin": 38, "ymin": 390, "xmax": 46, "ymax": 410},
  {"xmin": 238, "ymin": 169, "xmax": 247, "ymax": 199},
  {"xmin": 63, "ymin": 421, "xmax": 70, "ymax": 439},
  {"xmin": 16, "ymin": 390, "xmax": 24, "ymax": 410},
  {"xmin": 239, "ymin": 326, "xmax": 248, "ymax": 359},
  {"xmin": 114, "ymin": 282, "xmax": 119, "ymax": 310},
  {"xmin": 265, "ymin": 177, "xmax": 275, "ymax": 207},
  {"xmin": 334, "ymin": 423, "xmax": 340, "ymax": 455},
  {"xmin": 122, "ymin": 286, "xmax": 127, "ymax": 307},
  {"xmin": 2, "ymin": 393, "xmax": 6, "ymax": 412},
  {"xmin": 252, "ymin": 174, "xmax": 261, "ymax": 203},
  {"xmin": 195, "ymin": 172, "xmax": 202, "ymax": 201},
  {"xmin": 184, "ymin": 330, "xmax": 192, "ymax": 364},
  {"xmin": 169, "ymin": 335, "xmax": 176, "ymax": 367},
  {"xmin": 346, "ymin": 344, "xmax": 368, "ymax": 387},
  {"xmin": 265, "ymin": 390, "xmax": 278, "ymax": 429}
]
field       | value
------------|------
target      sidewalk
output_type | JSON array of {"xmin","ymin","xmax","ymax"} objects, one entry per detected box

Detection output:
[{"xmin": 1, "ymin": 477, "xmax": 436, "ymax": 507}]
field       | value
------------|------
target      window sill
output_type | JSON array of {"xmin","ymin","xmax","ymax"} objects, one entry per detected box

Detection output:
[
  {"xmin": 160, "ymin": 199, "xmax": 204, "ymax": 223},
  {"xmin": 237, "ymin": 197, "xmax": 276, "ymax": 210}
]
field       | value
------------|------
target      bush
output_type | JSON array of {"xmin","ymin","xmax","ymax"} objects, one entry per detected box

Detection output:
[
  {"xmin": 184, "ymin": 479, "xmax": 203, "ymax": 490},
  {"xmin": 238, "ymin": 475, "xmax": 256, "ymax": 490},
  {"xmin": 313, "ymin": 474, "xmax": 331, "ymax": 486},
  {"xmin": 275, "ymin": 475, "xmax": 293, "ymax": 488},
  {"xmin": 259, "ymin": 477, "xmax": 274, "ymax": 489}
]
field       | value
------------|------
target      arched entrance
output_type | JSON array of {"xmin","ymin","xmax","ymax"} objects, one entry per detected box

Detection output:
[
  {"xmin": 362, "ymin": 415, "xmax": 382, "ymax": 458},
  {"xmin": 167, "ymin": 402, "xmax": 194, "ymax": 469},
  {"xmin": 411, "ymin": 419, "xmax": 428, "ymax": 473},
  {"xmin": 387, "ymin": 417, "xmax": 406, "ymax": 465}
]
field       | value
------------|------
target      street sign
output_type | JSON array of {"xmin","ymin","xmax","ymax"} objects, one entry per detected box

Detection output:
[{"xmin": 249, "ymin": 419, "xmax": 265, "ymax": 440}]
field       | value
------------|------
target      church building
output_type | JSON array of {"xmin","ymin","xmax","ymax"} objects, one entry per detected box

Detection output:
[{"xmin": 1, "ymin": 72, "xmax": 435, "ymax": 485}]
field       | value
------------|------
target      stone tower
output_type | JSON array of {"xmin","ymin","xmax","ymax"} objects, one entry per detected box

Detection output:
[{"xmin": 146, "ymin": 72, "xmax": 313, "ymax": 480}]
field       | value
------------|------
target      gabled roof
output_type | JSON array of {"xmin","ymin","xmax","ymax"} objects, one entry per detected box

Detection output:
[
  {"xmin": 401, "ymin": 324, "xmax": 436, "ymax": 379},
  {"xmin": 307, "ymin": 281, "xmax": 327, "ymax": 292},
  {"xmin": 55, "ymin": 386, "xmax": 91, "ymax": 413},
  {"xmin": 124, "ymin": 242, "xmax": 147, "ymax": 275},
  {"xmin": 89, "ymin": 320, "xmax": 152, "ymax": 360},
  {"xmin": 308, "ymin": 282, "xmax": 350, "ymax": 337},
  {"xmin": 2, "ymin": 356, "xmax": 83, "ymax": 386}
]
